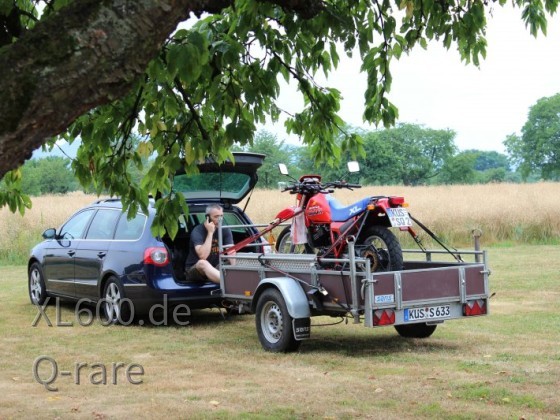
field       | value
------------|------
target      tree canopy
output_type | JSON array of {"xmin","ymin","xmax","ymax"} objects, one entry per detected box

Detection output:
[
  {"xmin": 368, "ymin": 124, "xmax": 456, "ymax": 185},
  {"xmin": 19, "ymin": 156, "xmax": 78, "ymax": 195},
  {"xmin": 1, "ymin": 0, "xmax": 558, "ymax": 235},
  {"xmin": 236, "ymin": 131, "xmax": 296, "ymax": 188},
  {"xmin": 505, "ymin": 93, "xmax": 560, "ymax": 180}
]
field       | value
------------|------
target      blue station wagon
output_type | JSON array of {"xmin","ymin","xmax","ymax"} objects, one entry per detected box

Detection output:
[{"xmin": 28, "ymin": 152, "xmax": 267, "ymax": 323}]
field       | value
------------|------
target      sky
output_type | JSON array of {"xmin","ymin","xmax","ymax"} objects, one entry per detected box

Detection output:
[{"xmin": 264, "ymin": 5, "xmax": 560, "ymax": 154}]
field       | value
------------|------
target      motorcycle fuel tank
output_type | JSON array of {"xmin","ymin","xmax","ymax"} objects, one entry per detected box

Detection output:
[{"xmin": 305, "ymin": 194, "xmax": 332, "ymax": 224}]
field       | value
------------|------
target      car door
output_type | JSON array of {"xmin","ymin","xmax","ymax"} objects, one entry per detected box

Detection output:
[
  {"xmin": 43, "ymin": 208, "xmax": 96, "ymax": 298},
  {"xmin": 74, "ymin": 208, "xmax": 121, "ymax": 300}
]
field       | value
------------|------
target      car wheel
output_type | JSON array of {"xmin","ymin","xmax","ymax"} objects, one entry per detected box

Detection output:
[
  {"xmin": 102, "ymin": 277, "xmax": 133, "ymax": 325},
  {"xmin": 28, "ymin": 262, "xmax": 48, "ymax": 305}
]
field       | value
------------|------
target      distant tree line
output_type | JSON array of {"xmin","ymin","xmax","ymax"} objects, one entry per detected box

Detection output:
[
  {"xmin": 241, "ymin": 125, "xmax": 524, "ymax": 189},
  {"xmin": 20, "ymin": 156, "xmax": 78, "ymax": 195}
]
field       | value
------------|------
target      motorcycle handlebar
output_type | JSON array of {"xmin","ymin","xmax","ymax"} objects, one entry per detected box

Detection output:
[
  {"xmin": 324, "ymin": 181, "xmax": 362, "ymax": 190},
  {"xmin": 282, "ymin": 181, "xmax": 362, "ymax": 194}
]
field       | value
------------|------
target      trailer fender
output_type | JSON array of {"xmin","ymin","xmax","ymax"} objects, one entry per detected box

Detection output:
[{"xmin": 251, "ymin": 277, "xmax": 311, "ymax": 319}]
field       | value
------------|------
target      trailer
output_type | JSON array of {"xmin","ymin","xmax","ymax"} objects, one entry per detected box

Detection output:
[{"xmin": 218, "ymin": 228, "xmax": 490, "ymax": 352}]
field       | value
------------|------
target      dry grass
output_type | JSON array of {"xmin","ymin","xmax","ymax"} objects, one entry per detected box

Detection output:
[
  {"xmin": 1, "ymin": 183, "xmax": 559, "ymax": 264},
  {"xmin": 1, "ymin": 244, "xmax": 559, "ymax": 418},
  {"xmin": 0, "ymin": 192, "xmax": 100, "ymax": 264},
  {"xmin": 243, "ymin": 182, "xmax": 560, "ymax": 247}
]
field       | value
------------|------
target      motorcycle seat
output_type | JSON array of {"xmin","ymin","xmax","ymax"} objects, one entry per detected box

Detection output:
[{"xmin": 326, "ymin": 196, "xmax": 371, "ymax": 222}]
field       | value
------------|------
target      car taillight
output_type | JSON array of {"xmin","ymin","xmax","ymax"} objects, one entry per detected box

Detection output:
[
  {"xmin": 463, "ymin": 299, "xmax": 487, "ymax": 316},
  {"xmin": 373, "ymin": 309, "xmax": 395, "ymax": 326},
  {"xmin": 144, "ymin": 247, "xmax": 169, "ymax": 267}
]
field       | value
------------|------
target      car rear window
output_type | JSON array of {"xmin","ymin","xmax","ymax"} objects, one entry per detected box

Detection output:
[
  {"xmin": 174, "ymin": 172, "xmax": 251, "ymax": 201},
  {"xmin": 86, "ymin": 209, "xmax": 121, "ymax": 240},
  {"xmin": 114, "ymin": 213, "xmax": 147, "ymax": 240},
  {"xmin": 181, "ymin": 211, "xmax": 243, "ymax": 232}
]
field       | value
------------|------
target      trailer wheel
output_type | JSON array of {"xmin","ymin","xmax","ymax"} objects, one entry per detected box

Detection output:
[
  {"xmin": 255, "ymin": 288, "xmax": 301, "ymax": 352},
  {"xmin": 394, "ymin": 323, "xmax": 437, "ymax": 338},
  {"xmin": 276, "ymin": 227, "xmax": 314, "ymax": 254},
  {"xmin": 359, "ymin": 226, "xmax": 403, "ymax": 272}
]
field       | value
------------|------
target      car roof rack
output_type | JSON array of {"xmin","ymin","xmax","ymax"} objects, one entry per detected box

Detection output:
[
  {"xmin": 91, "ymin": 197, "xmax": 121, "ymax": 205},
  {"xmin": 90, "ymin": 196, "xmax": 156, "ymax": 207}
]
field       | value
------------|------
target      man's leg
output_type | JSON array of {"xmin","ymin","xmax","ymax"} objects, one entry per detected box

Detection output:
[{"xmin": 194, "ymin": 260, "xmax": 221, "ymax": 284}]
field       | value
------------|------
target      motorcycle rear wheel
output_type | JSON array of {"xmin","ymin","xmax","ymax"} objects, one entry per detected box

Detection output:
[{"xmin": 359, "ymin": 226, "xmax": 403, "ymax": 272}]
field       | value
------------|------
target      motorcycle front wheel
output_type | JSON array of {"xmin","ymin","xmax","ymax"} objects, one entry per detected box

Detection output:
[
  {"xmin": 275, "ymin": 226, "xmax": 314, "ymax": 254},
  {"xmin": 358, "ymin": 226, "xmax": 403, "ymax": 272}
]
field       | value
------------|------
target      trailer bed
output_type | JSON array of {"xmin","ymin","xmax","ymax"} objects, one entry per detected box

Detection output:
[{"xmin": 220, "ymin": 248, "xmax": 490, "ymax": 327}]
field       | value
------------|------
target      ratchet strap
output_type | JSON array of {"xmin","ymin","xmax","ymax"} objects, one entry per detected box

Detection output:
[{"xmin": 409, "ymin": 214, "xmax": 464, "ymax": 263}]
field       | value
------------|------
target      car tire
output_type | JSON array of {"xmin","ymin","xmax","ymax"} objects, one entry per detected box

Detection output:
[
  {"xmin": 28, "ymin": 262, "xmax": 48, "ymax": 305},
  {"xmin": 102, "ymin": 277, "xmax": 133, "ymax": 325}
]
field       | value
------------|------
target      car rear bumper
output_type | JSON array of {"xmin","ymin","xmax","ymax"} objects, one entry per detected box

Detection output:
[{"xmin": 123, "ymin": 283, "xmax": 222, "ymax": 314}]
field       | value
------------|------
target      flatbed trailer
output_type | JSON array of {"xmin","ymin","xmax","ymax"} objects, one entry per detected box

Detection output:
[{"xmin": 218, "ymin": 232, "xmax": 491, "ymax": 352}]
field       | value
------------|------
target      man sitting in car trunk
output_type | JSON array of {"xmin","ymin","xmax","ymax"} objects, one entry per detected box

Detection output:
[{"xmin": 184, "ymin": 204, "xmax": 234, "ymax": 284}]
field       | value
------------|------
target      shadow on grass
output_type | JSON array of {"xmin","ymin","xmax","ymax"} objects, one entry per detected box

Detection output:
[
  {"xmin": 46, "ymin": 300, "xmax": 458, "ymax": 357},
  {"xmin": 135, "ymin": 307, "xmax": 251, "ymax": 328},
  {"xmin": 298, "ymin": 332, "xmax": 458, "ymax": 357},
  {"xmin": 36, "ymin": 298, "xmax": 245, "ymax": 328}
]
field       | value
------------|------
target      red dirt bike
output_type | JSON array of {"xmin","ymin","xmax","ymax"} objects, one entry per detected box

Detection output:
[{"xmin": 272, "ymin": 163, "xmax": 412, "ymax": 272}]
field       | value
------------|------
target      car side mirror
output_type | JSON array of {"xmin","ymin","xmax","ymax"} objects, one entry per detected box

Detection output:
[{"xmin": 42, "ymin": 228, "xmax": 57, "ymax": 240}]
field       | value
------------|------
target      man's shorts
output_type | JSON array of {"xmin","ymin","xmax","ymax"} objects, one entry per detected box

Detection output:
[{"xmin": 183, "ymin": 265, "xmax": 208, "ymax": 283}]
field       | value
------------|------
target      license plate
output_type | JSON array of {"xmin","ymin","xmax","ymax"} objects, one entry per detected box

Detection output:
[
  {"xmin": 404, "ymin": 305, "xmax": 451, "ymax": 322},
  {"xmin": 386, "ymin": 208, "xmax": 412, "ymax": 227}
]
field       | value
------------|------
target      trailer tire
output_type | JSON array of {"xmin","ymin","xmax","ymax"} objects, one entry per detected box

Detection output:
[
  {"xmin": 359, "ymin": 226, "xmax": 403, "ymax": 272},
  {"xmin": 394, "ymin": 323, "xmax": 437, "ymax": 338},
  {"xmin": 255, "ymin": 288, "xmax": 301, "ymax": 352}
]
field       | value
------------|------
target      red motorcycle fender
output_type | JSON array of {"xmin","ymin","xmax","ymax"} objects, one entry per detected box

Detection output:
[{"xmin": 373, "ymin": 197, "xmax": 391, "ymax": 210}]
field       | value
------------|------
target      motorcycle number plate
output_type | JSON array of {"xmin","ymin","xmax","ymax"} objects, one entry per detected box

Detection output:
[{"xmin": 386, "ymin": 208, "xmax": 412, "ymax": 227}]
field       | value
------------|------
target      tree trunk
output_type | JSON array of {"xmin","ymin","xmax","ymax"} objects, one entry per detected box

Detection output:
[
  {"xmin": 0, "ymin": 0, "xmax": 220, "ymax": 178},
  {"xmin": 0, "ymin": 0, "xmax": 322, "ymax": 179}
]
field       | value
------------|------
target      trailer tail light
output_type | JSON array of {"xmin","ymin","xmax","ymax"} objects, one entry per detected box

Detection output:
[
  {"xmin": 463, "ymin": 299, "xmax": 487, "ymax": 316},
  {"xmin": 144, "ymin": 247, "xmax": 169, "ymax": 267},
  {"xmin": 373, "ymin": 309, "xmax": 395, "ymax": 326}
]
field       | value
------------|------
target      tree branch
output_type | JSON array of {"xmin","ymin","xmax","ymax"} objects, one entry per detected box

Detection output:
[{"xmin": 0, "ymin": 0, "xmax": 326, "ymax": 179}]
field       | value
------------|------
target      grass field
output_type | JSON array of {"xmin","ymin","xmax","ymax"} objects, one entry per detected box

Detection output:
[{"xmin": 1, "ymin": 244, "xmax": 559, "ymax": 418}]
